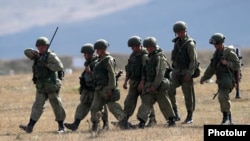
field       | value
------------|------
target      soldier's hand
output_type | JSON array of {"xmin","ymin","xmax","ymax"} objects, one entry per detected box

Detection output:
[
  {"xmin": 220, "ymin": 58, "xmax": 228, "ymax": 65},
  {"xmin": 123, "ymin": 82, "xmax": 128, "ymax": 89},
  {"xmin": 149, "ymin": 86, "xmax": 156, "ymax": 92},
  {"xmin": 85, "ymin": 66, "xmax": 91, "ymax": 73},
  {"xmin": 200, "ymin": 77, "xmax": 205, "ymax": 84},
  {"xmin": 184, "ymin": 75, "xmax": 191, "ymax": 82},
  {"xmin": 138, "ymin": 81, "xmax": 144, "ymax": 92},
  {"xmin": 106, "ymin": 89, "xmax": 112, "ymax": 97}
]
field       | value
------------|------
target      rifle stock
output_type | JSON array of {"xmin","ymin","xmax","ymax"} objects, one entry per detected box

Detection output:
[
  {"xmin": 235, "ymin": 70, "xmax": 241, "ymax": 98},
  {"xmin": 235, "ymin": 47, "xmax": 243, "ymax": 99}
]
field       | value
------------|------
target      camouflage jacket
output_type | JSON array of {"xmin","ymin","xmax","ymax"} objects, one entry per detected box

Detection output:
[
  {"xmin": 125, "ymin": 49, "xmax": 148, "ymax": 87},
  {"xmin": 201, "ymin": 46, "xmax": 240, "ymax": 82},
  {"xmin": 171, "ymin": 35, "xmax": 198, "ymax": 76}
]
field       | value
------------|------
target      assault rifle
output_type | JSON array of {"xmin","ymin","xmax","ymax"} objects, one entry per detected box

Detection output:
[
  {"xmin": 49, "ymin": 27, "xmax": 64, "ymax": 80},
  {"xmin": 48, "ymin": 27, "xmax": 59, "ymax": 51},
  {"xmin": 235, "ymin": 47, "xmax": 243, "ymax": 99}
]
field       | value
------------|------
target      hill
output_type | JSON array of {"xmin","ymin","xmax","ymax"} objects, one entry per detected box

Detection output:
[
  {"xmin": 0, "ymin": 48, "xmax": 249, "ymax": 76},
  {"xmin": 0, "ymin": 0, "xmax": 250, "ymax": 60}
]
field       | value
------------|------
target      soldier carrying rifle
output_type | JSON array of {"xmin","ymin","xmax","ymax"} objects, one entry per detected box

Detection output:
[
  {"xmin": 20, "ymin": 27, "xmax": 67, "ymax": 133},
  {"xmin": 200, "ymin": 33, "xmax": 241, "ymax": 125}
]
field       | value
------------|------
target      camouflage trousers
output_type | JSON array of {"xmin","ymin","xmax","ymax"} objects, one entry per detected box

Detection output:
[
  {"xmin": 217, "ymin": 88, "xmax": 232, "ymax": 113},
  {"xmin": 168, "ymin": 74, "xmax": 196, "ymax": 112},
  {"xmin": 30, "ymin": 89, "xmax": 66, "ymax": 121},
  {"xmin": 75, "ymin": 89, "xmax": 108, "ymax": 121},
  {"xmin": 90, "ymin": 89, "xmax": 126, "ymax": 123},
  {"xmin": 124, "ymin": 86, "xmax": 155, "ymax": 119},
  {"xmin": 137, "ymin": 90, "xmax": 175, "ymax": 123}
]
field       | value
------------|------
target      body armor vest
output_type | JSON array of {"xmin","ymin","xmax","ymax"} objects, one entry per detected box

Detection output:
[
  {"xmin": 32, "ymin": 52, "xmax": 57, "ymax": 84},
  {"xmin": 94, "ymin": 55, "xmax": 115, "ymax": 86},
  {"xmin": 126, "ymin": 51, "xmax": 147, "ymax": 81},
  {"xmin": 145, "ymin": 50, "xmax": 162, "ymax": 82},
  {"xmin": 171, "ymin": 37, "xmax": 194, "ymax": 69}
]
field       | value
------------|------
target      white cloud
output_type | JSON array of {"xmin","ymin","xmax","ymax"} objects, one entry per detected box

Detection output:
[{"xmin": 0, "ymin": 0, "xmax": 150, "ymax": 36}]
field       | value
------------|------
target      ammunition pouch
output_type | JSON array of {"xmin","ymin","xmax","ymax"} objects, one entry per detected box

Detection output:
[
  {"xmin": 158, "ymin": 78, "xmax": 170, "ymax": 92},
  {"xmin": 102, "ymin": 87, "xmax": 120, "ymax": 102},
  {"xmin": 192, "ymin": 62, "xmax": 201, "ymax": 78},
  {"xmin": 43, "ymin": 79, "xmax": 61, "ymax": 93}
]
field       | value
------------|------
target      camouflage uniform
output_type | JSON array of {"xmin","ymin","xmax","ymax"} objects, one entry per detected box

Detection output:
[
  {"xmin": 168, "ymin": 31, "xmax": 198, "ymax": 124},
  {"xmin": 20, "ymin": 48, "xmax": 66, "ymax": 133},
  {"xmin": 124, "ymin": 46, "xmax": 156, "ymax": 126},
  {"xmin": 64, "ymin": 55, "xmax": 109, "ymax": 131},
  {"xmin": 200, "ymin": 33, "xmax": 240, "ymax": 124},
  {"xmin": 90, "ymin": 53, "xmax": 128, "ymax": 133},
  {"xmin": 136, "ymin": 37, "xmax": 176, "ymax": 128}
]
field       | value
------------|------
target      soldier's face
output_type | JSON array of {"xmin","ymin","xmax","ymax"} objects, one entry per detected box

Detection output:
[
  {"xmin": 36, "ymin": 45, "xmax": 48, "ymax": 54},
  {"xmin": 83, "ymin": 53, "xmax": 92, "ymax": 59},
  {"xmin": 213, "ymin": 43, "xmax": 223, "ymax": 51},
  {"xmin": 175, "ymin": 31, "xmax": 186, "ymax": 38},
  {"xmin": 146, "ymin": 46, "xmax": 155, "ymax": 53},
  {"xmin": 131, "ymin": 46, "xmax": 141, "ymax": 53},
  {"xmin": 96, "ymin": 48, "xmax": 106, "ymax": 56}
]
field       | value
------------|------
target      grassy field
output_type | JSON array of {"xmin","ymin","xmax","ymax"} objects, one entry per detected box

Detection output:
[{"xmin": 0, "ymin": 67, "xmax": 249, "ymax": 141}]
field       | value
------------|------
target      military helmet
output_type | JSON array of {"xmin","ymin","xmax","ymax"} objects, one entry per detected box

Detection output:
[
  {"xmin": 81, "ymin": 43, "xmax": 94, "ymax": 54},
  {"xmin": 94, "ymin": 39, "xmax": 109, "ymax": 49},
  {"xmin": 143, "ymin": 37, "xmax": 157, "ymax": 48},
  {"xmin": 36, "ymin": 36, "xmax": 50, "ymax": 47},
  {"xmin": 209, "ymin": 33, "xmax": 225, "ymax": 44},
  {"xmin": 173, "ymin": 21, "xmax": 187, "ymax": 33},
  {"xmin": 127, "ymin": 35, "xmax": 142, "ymax": 47}
]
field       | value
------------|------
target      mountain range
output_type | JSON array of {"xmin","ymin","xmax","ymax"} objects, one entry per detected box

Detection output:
[{"xmin": 1, "ymin": 0, "xmax": 249, "ymax": 60}]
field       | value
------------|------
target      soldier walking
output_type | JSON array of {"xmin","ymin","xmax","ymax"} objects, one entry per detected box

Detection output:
[
  {"xmin": 168, "ymin": 21, "xmax": 198, "ymax": 124},
  {"xmin": 20, "ymin": 37, "xmax": 66, "ymax": 133},
  {"xmin": 64, "ymin": 43, "xmax": 109, "ymax": 131},
  {"xmin": 200, "ymin": 33, "xmax": 240, "ymax": 124},
  {"xmin": 122, "ymin": 35, "xmax": 157, "ymax": 127},
  {"xmin": 136, "ymin": 37, "xmax": 176, "ymax": 128},
  {"xmin": 90, "ymin": 39, "xmax": 130, "ymax": 137}
]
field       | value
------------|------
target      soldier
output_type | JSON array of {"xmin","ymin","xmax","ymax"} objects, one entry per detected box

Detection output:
[
  {"xmin": 200, "ymin": 33, "xmax": 240, "ymax": 125},
  {"xmin": 64, "ymin": 43, "xmax": 109, "ymax": 131},
  {"xmin": 20, "ymin": 37, "xmax": 66, "ymax": 133},
  {"xmin": 136, "ymin": 37, "xmax": 176, "ymax": 128},
  {"xmin": 90, "ymin": 39, "xmax": 130, "ymax": 137},
  {"xmin": 168, "ymin": 21, "xmax": 198, "ymax": 124},
  {"xmin": 123, "ymin": 35, "xmax": 157, "ymax": 127}
]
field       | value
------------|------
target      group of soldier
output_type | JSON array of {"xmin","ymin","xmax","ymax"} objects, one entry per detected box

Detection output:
[{"xmin": 19, "ymin": 20, "xmax": 241, "ymax": 137}]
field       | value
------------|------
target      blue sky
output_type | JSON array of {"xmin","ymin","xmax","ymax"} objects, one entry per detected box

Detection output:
[{"xmin": 0, "ymin": 0, "xmax": 249, "ymax": 60}]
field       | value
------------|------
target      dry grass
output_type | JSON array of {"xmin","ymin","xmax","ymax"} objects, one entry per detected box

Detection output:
[{"xmin": 0, "ymin": 67, "xmax": 250, "ymax": 141}]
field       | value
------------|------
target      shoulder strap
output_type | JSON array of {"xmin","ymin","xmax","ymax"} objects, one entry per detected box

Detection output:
[{"xmin": 182, "ymin": 38, "xmax": 196, "ymax": 47}]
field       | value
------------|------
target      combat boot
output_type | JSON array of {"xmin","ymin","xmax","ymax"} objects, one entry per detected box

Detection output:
[
  {"xmin": 173, "ymin": 107, "xmax": 181, "ymax": 121},
  {"xmin": 138, "ymin": 118, "xmax": 145, "ymax": 129},
  {"xmin": 168, "ymin": 117, "xmax": 176, "ymax": 127},
  {"xmin": 119, "ymin": 118, "xmax": 132, "ymax": 130},
  {"xmin": 146, "ymin": 117, "xmax": 157, "ymax": 127},
  {"xmin": 182, "ymin": 110, "xmax": 193, "ymax": 124},
  {"xmin": 19, "ymin": 125, "xmax": 33, "ymax": 133},
  {"xmin": 19, "ymin": 118, "xmax": 36, "ymax": 133},
  {"xmin": 102, "ymin": 120, "xmax": 109, "ymax": 130},
  {"xmin": 64, "ymin": 119, "xmax": 81, "ymax": 131},
  {"xmin": 57, "ymin": 120, "xmax": 65, "ymax": 134},
  {"xmin": 221, "ymin": 112, "xmax": 230, "ymax": 125},
  {"xmin": 91, "ymin": 121, "xmax": 100, "ymax": 137}
]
